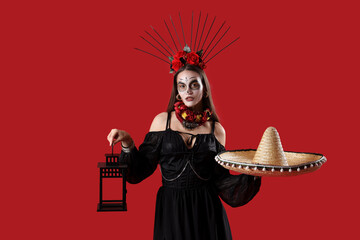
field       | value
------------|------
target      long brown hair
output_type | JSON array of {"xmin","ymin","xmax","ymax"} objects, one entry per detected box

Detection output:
[{"xmin": 166, "ymin": 64, "xmax": 219, "ymax": 122}]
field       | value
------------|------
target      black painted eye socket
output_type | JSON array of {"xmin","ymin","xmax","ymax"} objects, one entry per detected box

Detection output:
[
  {"xmin": 178, "ymin": 81, "xmax": 201, "ymax": 92},
  {"xmin": 190, "ymin": 82, "xmax": 200, "ymax": 90}
]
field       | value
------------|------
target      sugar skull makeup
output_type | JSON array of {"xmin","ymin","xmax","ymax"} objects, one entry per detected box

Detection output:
[{"xmin": 176, "ymin": 70, "xmax": 204, "ymax": 109}]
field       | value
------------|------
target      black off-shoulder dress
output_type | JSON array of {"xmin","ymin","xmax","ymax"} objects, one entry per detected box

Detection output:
[{"xmin": 120, "ymin": 112, "xmax": 261, "ymax": 240}]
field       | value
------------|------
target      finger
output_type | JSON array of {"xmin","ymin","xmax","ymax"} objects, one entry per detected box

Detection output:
[
  {"xmin": 107, "ymin": 130, "xmax": 115, "ymax": 140},
  {"xmin": 109, "ymin": 132, "xmax": 117, "ymax": 146},
  {"xmin": 113, "ymin": 136, "xmax": 121, "ymax": 145},
  {"xmin": 108, "ymin": 129, "xmax": 118, "ymax": 146},
  {"xmin": 107, "ymin": 132, "xmax": 113, "ymax": 145}
]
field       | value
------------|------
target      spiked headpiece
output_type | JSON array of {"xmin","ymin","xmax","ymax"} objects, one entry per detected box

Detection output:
[{"xmin": 135, "ymin": 12, "xmax": 240, "ymax": 73}]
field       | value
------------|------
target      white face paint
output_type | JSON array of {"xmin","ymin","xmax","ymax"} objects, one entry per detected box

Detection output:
[{"xmin": 177, "ymin": 70, "xmax": 204, "ymax": 110}]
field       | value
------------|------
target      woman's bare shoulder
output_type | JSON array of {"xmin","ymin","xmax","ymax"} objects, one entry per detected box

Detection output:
[
  {"xmin": 214, "ymin": 122, "xmax": 226, "ymax": 146},
  {"xmin": 149, "ymin": 112, "xmax": 168, "ymax": 132}
]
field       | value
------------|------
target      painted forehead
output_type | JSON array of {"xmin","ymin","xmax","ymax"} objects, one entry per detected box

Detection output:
[
  {"xmin": 178, "ymin": 76, "xmax": 198, "ymax": 83},
  {"xmin": 177, "ymin": 71, "xmax": 201, "ymax": 83}
]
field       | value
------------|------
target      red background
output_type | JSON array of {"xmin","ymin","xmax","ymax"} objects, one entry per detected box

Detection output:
[{"xmin": 1, "ymin": 0, "xmax": 359, "ymax": 239}]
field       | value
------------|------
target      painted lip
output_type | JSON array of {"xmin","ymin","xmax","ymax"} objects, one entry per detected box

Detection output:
[{"xmin": 185, "ymin": 97, "xmax": 194, "ymax": 101}]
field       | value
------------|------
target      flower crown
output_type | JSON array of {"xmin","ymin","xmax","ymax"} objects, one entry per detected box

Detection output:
[{"xmin": 169, "ymin": 45, "xmax": 206, "ymax": 73}]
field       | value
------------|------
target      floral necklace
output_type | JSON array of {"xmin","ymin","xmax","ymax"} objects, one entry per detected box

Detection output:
[{"xmin": 174, "ymin": 101, "xmax": 212, "ymax": 130}]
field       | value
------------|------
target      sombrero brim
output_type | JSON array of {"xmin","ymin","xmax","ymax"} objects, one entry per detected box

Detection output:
[{"xmin": 215, "ymin": 149, "xmax": 326, "ymax": 177}]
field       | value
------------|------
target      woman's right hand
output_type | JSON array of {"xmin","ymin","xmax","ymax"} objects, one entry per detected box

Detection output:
[{"xmin": 107, "ymin": 129, "xmax": 133, "ymax": 147}]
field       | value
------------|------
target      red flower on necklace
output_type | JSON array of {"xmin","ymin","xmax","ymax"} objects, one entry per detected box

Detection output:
[{"xmin": 174, "ymin": 101, "xmax": 212, "ymax": 129}]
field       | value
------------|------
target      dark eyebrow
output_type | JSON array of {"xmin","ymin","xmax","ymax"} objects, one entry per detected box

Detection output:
[
  {"xmin": 178, "ymin": 78, "xmax": 200, "ymax": 85},
  {"xmin": 189, "ymin": 79, "xmax": 199, "ymax": 83}
]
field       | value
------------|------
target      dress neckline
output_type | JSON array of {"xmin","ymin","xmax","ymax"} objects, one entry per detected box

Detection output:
[
  {"xmin": 147, "ymin": 112, "xmax": 224, "ymax": 150},
  {"xmin": 168, "ymin": 128, "xmax": 213, "ymax": 136},
  {"xmin": 146, "ymin": 129, "xmax": 225, "ymax": 151},
  {"xmin": 167, "ymin": 128, "xmax": 206, "ymax": 150}
]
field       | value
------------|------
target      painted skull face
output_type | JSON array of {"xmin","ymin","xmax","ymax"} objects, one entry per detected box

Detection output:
[{"xmin": 177, "ymin": 70, "xmax": 204, "ymax": 109}]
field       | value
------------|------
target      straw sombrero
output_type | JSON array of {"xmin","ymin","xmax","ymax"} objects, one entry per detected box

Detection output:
[{"xmin": 215, "ymin": 127, "xmax": 326, "ymax": 176}]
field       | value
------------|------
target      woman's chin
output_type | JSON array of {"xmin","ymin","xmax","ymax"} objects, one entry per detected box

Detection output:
[
  {"xmin": 183, "ymin": 101, "xmax": 195, "ymax": 107},
  {"xmin": 184, "ymin": 103, "xmax": 195, "ymax": 108},
  {"xmin": 184, "ymin": 101, "xmax": 202, "ymax": 110}
]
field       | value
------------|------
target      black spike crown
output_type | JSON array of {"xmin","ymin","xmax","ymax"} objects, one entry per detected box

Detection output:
[{"xmin": 135, "ymin": 12, "xmax": 240, "ymax": 73}]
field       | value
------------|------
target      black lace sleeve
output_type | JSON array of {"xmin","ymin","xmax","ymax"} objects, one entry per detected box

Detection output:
[
  {"xmin": 213, "ymin": 142, "xmax": 262, "ymax": 207},
  {"xmin": 120, "ymin": 131, "xmax": 163, "ymax": 184}
]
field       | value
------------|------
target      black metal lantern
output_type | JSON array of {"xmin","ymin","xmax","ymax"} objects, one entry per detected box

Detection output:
[{"xmin": 97, "ymin": 145, "xmax": 128, "ymax": 211}]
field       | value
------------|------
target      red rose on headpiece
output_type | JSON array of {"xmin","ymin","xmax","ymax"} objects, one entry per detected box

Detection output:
[
  {"xmin": 199, "ymin": 62, "xmax": 207, "ymax": 69},
  {"xmin": 170, "ymin": 48, "xmax": 206, "ymax": 73},
  {"xmin": 174, "ymin": 50, "xmax": 187, "ymax": 60},
  {"xmin": 187, "ymin": 52, "xmax": 200, "ymax": 65},
  {"xmin": 171, "ymin": 59, "xmax": 183, "ymax": 72}
]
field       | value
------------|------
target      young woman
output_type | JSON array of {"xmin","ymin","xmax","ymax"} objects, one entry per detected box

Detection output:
[{"xmin": 107, "ymin": 64, "xmax": 261, "ymax": 240}]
